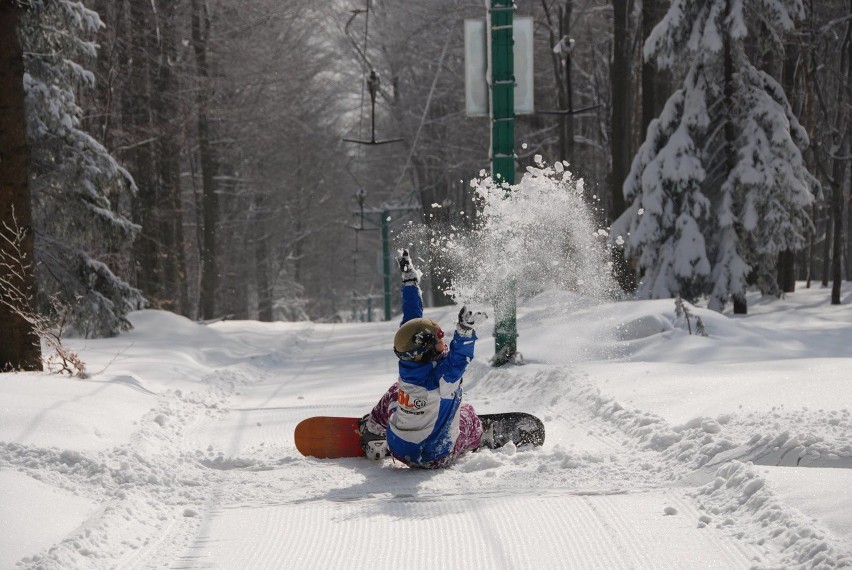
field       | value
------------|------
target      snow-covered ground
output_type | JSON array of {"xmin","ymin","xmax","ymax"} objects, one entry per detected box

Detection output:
[{"xmin": 2, "ymin": 283, "xmax": 851, "ymax": 569}]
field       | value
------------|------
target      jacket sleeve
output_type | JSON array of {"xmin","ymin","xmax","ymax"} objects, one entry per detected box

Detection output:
[
  {"xmin": 400, "ymin": 283, "xmax": 423, "ymax": 325},
  {"xmin": 434, "ymin": 330, "xmax": 476, "ymax": 385}
]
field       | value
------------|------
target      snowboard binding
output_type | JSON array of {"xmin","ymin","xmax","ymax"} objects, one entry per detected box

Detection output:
[
  {"xmin": 478, "ymin": 413, "xmax": 545, "ymax": 449},
  {"xmin": 358, "ymin": 415, "xmax": 389, "ymax": 460}
]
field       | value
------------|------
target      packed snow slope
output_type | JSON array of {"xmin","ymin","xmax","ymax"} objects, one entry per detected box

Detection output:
[{"xmin": 1, "ymin": 283, "xmax": 851, "ymax": 569}]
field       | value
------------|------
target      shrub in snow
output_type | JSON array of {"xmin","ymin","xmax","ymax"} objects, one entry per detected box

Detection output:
[
  {"xmin": 674, "ymin": 295, "xmax": 707, "ymax": 336},
  {"xmin": 695, "ymin": 316, "xmax": 707, "ymax": 337},
  {"xmin": 0, "ymin": 214, "xmax": 86, "ymax": 376}
]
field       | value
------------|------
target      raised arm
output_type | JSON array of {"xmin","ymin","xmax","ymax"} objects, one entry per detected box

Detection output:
[
  {"xmin": 433, "ymin": 306, "xmax": 489, "ymax": 383},
  {"xmin": 398, "ymin": 249, "xmax": 423, "ymax": 324}
]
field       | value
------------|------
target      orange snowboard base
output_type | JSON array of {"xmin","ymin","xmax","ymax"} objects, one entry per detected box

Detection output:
[
  {"xmin": 294, "ymin": 413, "xmax": 546, "ymax": 459},
  {"xmin": 294, "ymin": 416, "xmax": 364, "ymax": 459}
]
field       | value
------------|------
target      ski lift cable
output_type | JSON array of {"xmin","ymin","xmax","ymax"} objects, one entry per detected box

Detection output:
[
  {"xmin": 344, "ymin": 159, "xmax": 365, "ymax": 191},
  {"xmin": 343, "ymin": 2, "xmax": 404, "ymax": 146},
  {"xmin": 341, "ymin": 3, "xmax": 374, "ymax": 163},
  {"xmin": 343, "ymin": 5, "xmax": 372, "ymax": 74},
  {"xmin": 358, "ymin": 3, "xmax": 370, "ymax": 148},
  {"xmin": 395, "ymin": 7, "xmax": 458, "ymax": 206},
  {"xmin": 355, "ymin": 4, "xmax": 371, "ymax": 165}
]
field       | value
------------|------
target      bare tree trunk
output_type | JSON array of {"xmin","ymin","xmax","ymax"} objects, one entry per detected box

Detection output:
[
  {"xmin": 641, "ymin": 0, "xmax": 658, "ymax": 136},
  {"xmin": 723, "ymin": 0, "xmax": 747, "ymax": 314},
  {"xmin": 846, "ymin": 174, "xmax": 852, "ymax": 281},
  {"xmin": 192, "ymin": 0, "xmax": 218, "ymax": 320},
  {"xmin": 255, "ymin": 240, "xmax": 273, "ymax": 322},
  {"xmin": 154, "ymin": 0, "xmax": 189, "ymax": 315},
  {"xmin": 562, "ymin": 3, "xmax": 575, "ymax": 163},
  {"xmin": 823, "ymin": 212, "xmax": 831, "ymax": 287},
  {"xmin": 88, "ymin": 0, "xmax": 117, "ymax": 147},
  {"xmin": 128, "ymin": 0, "xmax": 160, "ymax": 301},
  {"xmin": 806, "ymin": 204, "xmax": 816, "ymax": 287},
  {"xmin": 541, "ymin": 1, "xmax": 567, "ymax": 159},
  {"xmin": 610, "ymin": 0, "xmax": 635, "ymax": 292},
  {"xmin": 777, "ymin": 250, "xmax": 796, "ymax": 292},
  {"xmin": 253, "ymin": 191, "xmax": 273, "ymax": 322},
  {"xmin": 802, "ymin": 15, "xmax": 817, "ymax": 289},
  {"xmin": 609, "ymin": 0, "xmax": 632, "ymax": 221},
  {"xmin": 0, "ymin": 3, "xmax": 42, "ymax": 371},
  {"xmin": 779, "ymin": 34, "xmax": 800, "ymax": 294},
  {"xmin": 830, "ymin": 3, "xmax": 851, "ymax": 304},
  {"xmin": 831, "ymin": 158, "xmax": 847, "ymax": 304}
]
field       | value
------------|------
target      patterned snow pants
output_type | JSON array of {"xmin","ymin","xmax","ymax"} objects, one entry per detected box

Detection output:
[{"xmin": 368, "ymin": 382, "xmax": 483, "ymax": 469}]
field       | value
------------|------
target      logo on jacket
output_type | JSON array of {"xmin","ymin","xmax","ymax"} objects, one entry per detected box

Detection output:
[{"xmin": 398, "ymin": 388, "xmax": 426, "ymax": 411}]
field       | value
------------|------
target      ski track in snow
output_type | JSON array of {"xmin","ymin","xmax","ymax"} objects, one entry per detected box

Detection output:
[{"xmin": 2, "ymin": 300, "xmax": 852, "ymax": 569}]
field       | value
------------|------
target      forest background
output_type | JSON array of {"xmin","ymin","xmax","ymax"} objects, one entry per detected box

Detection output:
[{"xmin": 0, "ymin": 0, "xmax": 850, "ymax": 371}]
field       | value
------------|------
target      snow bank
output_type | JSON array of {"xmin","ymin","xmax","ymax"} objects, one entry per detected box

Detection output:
[{"xmin": 1, "ymin": 285, "xmax": 851, "ymax": 568}]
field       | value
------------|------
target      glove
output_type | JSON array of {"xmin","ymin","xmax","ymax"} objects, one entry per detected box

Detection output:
[
  {"xmin": 398, "ymin": 249, "xmax": 418, "ymax": 285},
  {"xmin": 457, "ymin": 305, "xmax": 488, "ymax": 337}
]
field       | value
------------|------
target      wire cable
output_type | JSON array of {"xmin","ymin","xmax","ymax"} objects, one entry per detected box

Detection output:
[{"xmin": 395, "ymin": 1, "xmax": 460, "ymax": 206}]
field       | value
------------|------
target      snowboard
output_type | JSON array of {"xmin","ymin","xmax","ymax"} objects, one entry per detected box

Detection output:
[
  {"xmin": 294, "ymin": 413, "xmax": 545, "ymax": 459},
  {"xmin": 478, "ymin": 412, "xmax": 545, "ymax": 450}
]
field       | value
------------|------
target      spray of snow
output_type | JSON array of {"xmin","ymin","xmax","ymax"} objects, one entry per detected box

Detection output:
[{"xmin": 403, "ymin": 157, "xmax": 618, "ymax": 318}]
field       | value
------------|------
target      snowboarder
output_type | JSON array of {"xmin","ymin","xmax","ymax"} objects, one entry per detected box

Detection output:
[{"xmin": 358, "ymin": 249, "xmax": 488, "ymax": 468}]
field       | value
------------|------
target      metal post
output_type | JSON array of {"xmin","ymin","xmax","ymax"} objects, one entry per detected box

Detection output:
[
  {"xmin": 381, "ymin": 209, "xmax": 391, "ymax": 321},
  {"xmin": 490, "ymin": 0, "xmax": 515, "ymax": 184},
  {"xmin": 490, "ymin": 0, "xmax": 518, "ymax": 365}
]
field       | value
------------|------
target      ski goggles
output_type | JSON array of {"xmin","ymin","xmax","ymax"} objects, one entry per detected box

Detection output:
[
  {"xmin": 414, "ymin": 327, "xmax": 444, "ymax": 347},
  {"xmin": 395, "ymin": 327, "xmax": 445, "ymax": 361}
]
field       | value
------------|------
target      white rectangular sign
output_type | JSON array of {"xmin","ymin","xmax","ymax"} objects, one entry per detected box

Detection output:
[
  {"xmin": 464, "ymin": 19, "xmax": 489, "ymax": 117},
  {"xmin": 464, "ymin": 16, "xmax": 535, "ymax": 117},
  {"xmin": 513, "ymin": 16, "xmax": 534, "ymax": 115}
]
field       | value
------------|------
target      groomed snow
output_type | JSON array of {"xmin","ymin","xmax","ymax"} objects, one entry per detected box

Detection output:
[{"xmin": 1, "ymin": 283, "xmax": 851, "ymax": 568}]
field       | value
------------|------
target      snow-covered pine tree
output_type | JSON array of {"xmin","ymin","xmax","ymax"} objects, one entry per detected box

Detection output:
[
  {"xmin": 612, "ymin": 0, "xmax": 816, "ymax": 312},
  {"xmin": 731, "ymin": 64, "xmax": 816, "ymax": 297},
  {"xmin": 20, "ymin": 1, "xmax": 143, "ymax": 336},
  {"xmin": 610, "ymin": 72, "xmax": 713, "ymax": 302}
]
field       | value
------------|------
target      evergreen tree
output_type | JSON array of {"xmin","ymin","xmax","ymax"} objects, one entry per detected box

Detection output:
[
  {"xmin": 612, "ymin": 0, "xmax": 816, "ymax": 312},
  {"xmin": 611, "ymin": 74, "xmax": 713, "ymax": 301},
  {"xmin": 20, "ymin": 0, "xmax": 143, "ymax": 336}
]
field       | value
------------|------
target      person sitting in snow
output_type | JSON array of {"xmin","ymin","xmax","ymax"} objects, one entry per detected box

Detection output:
[{"xmin": 358, "ymin": 249, "xmax": 488, "ymax": 468}]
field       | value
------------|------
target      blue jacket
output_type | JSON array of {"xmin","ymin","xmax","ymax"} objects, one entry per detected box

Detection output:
[{"xmin": 387, "ymin": 285, "xmax": 476, "ymax": 465}]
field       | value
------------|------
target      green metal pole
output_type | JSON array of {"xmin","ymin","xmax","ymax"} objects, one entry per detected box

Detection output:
[
  {"xmin": 490, "ymin": 0, "xmax": 517, "ymax": 365},
  {"xmin": 490, "ymin": 0, "xmax": 515, "ymax": 185},
  {"xmin": 381, "ymin": 210, "xmax": 391, "ymax": 321}
]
